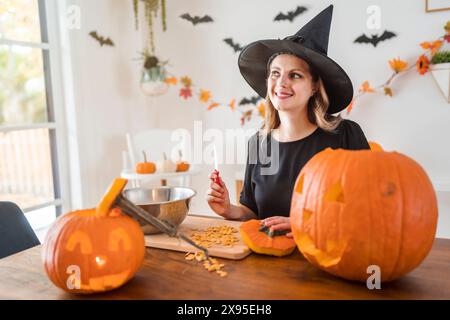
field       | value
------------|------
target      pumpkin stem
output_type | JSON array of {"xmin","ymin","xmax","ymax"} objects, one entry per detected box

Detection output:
[
  {"xmin": 96, "ymin": 178, "xmax": 128, "ymax": 217},
  {"xmin": 178, "ymin": 149, "xmax": 182, "ymax": 161},
  {"xmin": 258, "ymin": 225, "xmax": 288, "ymax": 238},
  {"xmin": 142, "ymin": 150, "xmax": 148, "ymax": 163}
]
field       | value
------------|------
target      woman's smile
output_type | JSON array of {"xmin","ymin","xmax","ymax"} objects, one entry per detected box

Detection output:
[{"xmin": 275, "ymin": 90, "xmax": 294, "ymax": 99}]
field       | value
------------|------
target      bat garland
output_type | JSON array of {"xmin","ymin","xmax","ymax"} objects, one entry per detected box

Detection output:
[
  {"xmin": 89, "ymin": 31, "xmax": 114, "ymax": 47},
  {"xmin": 274, "ymin": 6, "xmax": 307, "ymax": 22},
  {"xmin": 239, "ymin": 96, "xmax": 261, "ymax": 106},
  {"xmin": 354, "ymin": 30, "xmax": 397, "ymax": 47},
  {"xmin": 180, "ymin": 13, "xmax": 214, "ymax": 25},
  {"xmin": 223, "ymin": 38, "xmax": 243, "ymax": 52}
]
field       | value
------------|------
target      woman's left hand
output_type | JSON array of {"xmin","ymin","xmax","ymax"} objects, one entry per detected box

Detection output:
[{"xmin": 261, "ymin": 216, "xmax": 293, "ymax": 238}]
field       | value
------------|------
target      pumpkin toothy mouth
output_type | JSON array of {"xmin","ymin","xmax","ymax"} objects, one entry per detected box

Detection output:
[
  {"xmin": 79, "ymin": 270, "xmax": 131, "ymax": 291},
  {"xmin": 296, "ymin": 231, "xmax": 347, "ymax": 268}
]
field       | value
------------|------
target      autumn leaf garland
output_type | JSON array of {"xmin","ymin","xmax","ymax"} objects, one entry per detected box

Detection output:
[
  {"xmin": 165, "ymin": 75, "xmax": 238, "ymax": 112},
  {"xmin": 347, "ymin": 20, "xmax": 449, "ymax": 114},
  {"xmin": 166, "ymin": 21, "xmax": 449, "ymax": 122}
]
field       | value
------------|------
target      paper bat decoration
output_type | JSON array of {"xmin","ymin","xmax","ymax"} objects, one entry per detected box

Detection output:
[
  {"xmin": 274, "ymin": 6, "xmax": 307, "ymax": 22},
  {"xmin": 353, "ymin": 30, "xmax": 397, "ymax": 47},
  {"xmin": 223, "ymin": 38, "xmax": 243, "ymax": 52},
  {"xmin": 180, "ymin": 13, "xmax": 214, "ymax": 25},
  {"xmin": 89, "ymin": 31, "xmax": 114, "ymax": 47},
  {"xmin": 239, "ymin": 96, "xmax": 261, "ymax": 106}
]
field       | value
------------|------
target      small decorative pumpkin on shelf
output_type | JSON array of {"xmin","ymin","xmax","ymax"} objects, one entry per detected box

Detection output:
[
  {"xmin": 42, "ymin": 178, "xmax": 145, "ymax": 294},
  {"xmin": 290, "ymin": 148, "xmax": 438, "ymax": 282},
  {"xmin": 157, "ymin": 152, "xmax": 176, "ymax": 173},
  {"xmin": 176, "ymin": 150, "xmax": 190, "ymax": 172},
  {"xmin": 240, "ymin": 219, "xmax": 297, "ymax": 257},
  {"xmin": 135, "ymin": 151, "xmax": 156, "ymax": 174}
]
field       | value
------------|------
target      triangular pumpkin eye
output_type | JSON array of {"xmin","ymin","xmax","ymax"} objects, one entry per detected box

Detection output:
[
  {"xmin": 323, "ymin": 181, "xmax": 345, "ymax": 203},
  {"xmin": 303, "ymin": 209, "xmax": 313, "ymax": 223},
  {"xmin": 295, "ymin": 174, "xmax": 304, "ymax": 194},
  {"xmin": 66, "ymin": 231, "xmax": 93, "ymax": 254}
]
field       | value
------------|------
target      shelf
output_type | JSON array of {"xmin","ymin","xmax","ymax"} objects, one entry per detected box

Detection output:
[{"xmin": 121, "ymin": 166, "xmax": 202, "ymax": 181}]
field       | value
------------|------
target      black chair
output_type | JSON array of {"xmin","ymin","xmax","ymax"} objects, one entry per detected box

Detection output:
[{"xmin": 0, "ymin": 201, "xmax": 40, "ymax": 259}]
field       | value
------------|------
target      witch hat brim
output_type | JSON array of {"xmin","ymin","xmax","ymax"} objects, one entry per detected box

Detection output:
[{"xmin": 238, "ymin": 5, "xmax": 353, "ymax": 114}]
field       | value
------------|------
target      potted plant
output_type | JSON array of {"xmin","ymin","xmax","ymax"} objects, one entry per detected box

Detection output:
[
  {"xmin": 139, "ymin": 50, "xmax": 169, "ymax": 96},
  {"xmin": 430, "ymin": 50, "xmax": 450, "ymax": 102}
]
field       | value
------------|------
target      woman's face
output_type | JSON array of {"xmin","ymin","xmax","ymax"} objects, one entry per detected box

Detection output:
[{"xmin": 267, "ymin": 54, "xmax": 316, "ymax": 112}]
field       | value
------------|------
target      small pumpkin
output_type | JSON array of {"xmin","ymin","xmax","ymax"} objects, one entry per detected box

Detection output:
[
  {"xmin": 368, "ymin": 141, "xmax": 383, "ymax": 151},
  {"xmin": 240, "ymin": 219, "xmax": 296, "ymax": 257},
  {"xmin": 176, "ymin": 150, "xmax": 190, "ymax": 172},
  {"xmin": 290, "ymin": 148, "xmax": 438, "ymax": 282},
  {"xmin": 42, "ymin": 178, "xmax": 145, "ymax": 294},
  {"xmin": 157, "ymin": 152, "xmax": 176, "ymax": 173},
  {"xmin": 135, "ymin": 151, "xmax": 156, "ymax": 174}
]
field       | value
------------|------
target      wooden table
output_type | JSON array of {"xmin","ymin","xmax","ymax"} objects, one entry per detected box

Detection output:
[{"xmin": 1, "ymin": 239, "xmax": 450, "ymax": 300}]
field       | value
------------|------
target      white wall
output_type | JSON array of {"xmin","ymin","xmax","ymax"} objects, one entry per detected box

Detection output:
[{"xmin": 62, "ymin": 0, "xmax": 450, "ymax": 238}]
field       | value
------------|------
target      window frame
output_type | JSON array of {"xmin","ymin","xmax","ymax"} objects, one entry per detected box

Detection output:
[{"xmin": 0, "ymin": 0, "xmax": 72, "ymax": 217}]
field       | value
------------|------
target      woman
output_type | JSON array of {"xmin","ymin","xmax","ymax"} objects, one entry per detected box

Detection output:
[{"xmin": 206, "ymin": 5, "xmax": 369, "ymax": 236}]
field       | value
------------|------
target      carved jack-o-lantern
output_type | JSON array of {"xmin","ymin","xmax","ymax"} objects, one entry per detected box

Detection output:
[
  {"xmin": 290, "ymin": 148, "xmax": 438, "ymax": 282},
  {"xmin": 42, "ymin": 208, "xmax": 145, "ymax": 294}
]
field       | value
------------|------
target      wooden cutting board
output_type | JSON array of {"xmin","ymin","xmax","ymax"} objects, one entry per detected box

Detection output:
[{"xmin": 144, "ymin": 215, "xmax": 251, "ymax": 260}]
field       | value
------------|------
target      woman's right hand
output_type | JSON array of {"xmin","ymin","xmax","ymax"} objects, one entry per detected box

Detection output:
[{"xmin": 206, "ymin": 171, "xmax": 231, "ymax": 218}]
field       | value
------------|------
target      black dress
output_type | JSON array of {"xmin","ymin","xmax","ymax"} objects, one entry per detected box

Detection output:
[{"xmin": 239, "ymin": 119, "xmax": 370, "ymax": 219}]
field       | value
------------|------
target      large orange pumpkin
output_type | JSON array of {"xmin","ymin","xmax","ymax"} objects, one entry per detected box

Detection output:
[
  {"xmin": 42, "ymin": 207, "xmax": 145, "ymax": 294},
  {"xmin": 290, "ymin": 148, "xmax": 438, "ymax": 282}
]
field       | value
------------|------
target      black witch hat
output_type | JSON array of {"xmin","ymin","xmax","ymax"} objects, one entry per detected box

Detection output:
[{"xmin": 238, "ymin": 5, "xmax": 353, "ymax": 114}]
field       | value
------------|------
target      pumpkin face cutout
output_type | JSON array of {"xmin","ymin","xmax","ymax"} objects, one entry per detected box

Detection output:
[
  {"xmin": 290, "ymin": 148, "xmax": 438, "ymax": 282},
  {"xmin": 42, "ymin": 208, "xmax": 145, "ymax": 294}
]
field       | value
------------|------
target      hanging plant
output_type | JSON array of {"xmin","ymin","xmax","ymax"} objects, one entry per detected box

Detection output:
[
  {"xmin": 132, "ymin": 0, "xmax": 167, "ymax": 55},
  {"xmin": 138, "ymin": 49, "xmax": 170, "ymax": 96}
]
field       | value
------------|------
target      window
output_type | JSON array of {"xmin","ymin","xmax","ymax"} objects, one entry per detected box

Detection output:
[{"xmin": 0, "ymin": 0, "xmax": 68, "ymax": 232}]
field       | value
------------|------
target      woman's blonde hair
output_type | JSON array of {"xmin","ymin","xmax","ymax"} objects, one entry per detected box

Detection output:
[{"xmin": 262, "ymin": 56, "xmax": 342, "ymax": 134}]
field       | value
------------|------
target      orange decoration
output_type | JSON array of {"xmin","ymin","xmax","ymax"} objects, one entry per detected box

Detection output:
[
  {"xmin": 416, "ymin": 54, "xmax": 430, "ymax": 75},
  {"xmin": 135, "ymin": 151, "xmax": 156, "ymax": 174},
  {"xmin": 207, "ymin": 102, "xmax": 220, "ymax": 111},
  {"xmin": 420, "ymin": 40, "xmax": 443, "ymax": 56},
  {"xmin": 257, "ymin": 102, "xmax": 265, "ymax": 118},
  {"xmin": 388, "ymin": 58, "xmax": 408, "ymax": 73},
  {"xmin": 229, "ymin": 98, "xmax": 236, "ymax": 111},
  {"xmin": 199, "ymin": 89, "xmax": 211, "ymax": 103},
  {"xmin": 359, "ymin": 81, "xmax": 375, "ymax": 93},
  {"xmin": 164, "ymin": 77, "xmax": 178, "ymax": 85},
  {"xmin": 176, "ymin": 150, "xmax": 190, "ymax": 172},
  {"xmin": 345, "ymin": 100, "xmax": 354, "ymax": 114},
  {"xmin": 240, "ymin": 220, "xmax": 297, "ymax": 257},
  {"xmin": 290, "ymin": 148, "xmax": 438, "ymax": 282},
  {"xmin": 180, "ymin": 76, "xmax": 192, "ymax": 87}
]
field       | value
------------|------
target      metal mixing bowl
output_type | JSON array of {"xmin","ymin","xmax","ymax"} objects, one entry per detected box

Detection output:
[{"xmin": 122, "ymin": 186, "xmax": 197, "ymax": 234}]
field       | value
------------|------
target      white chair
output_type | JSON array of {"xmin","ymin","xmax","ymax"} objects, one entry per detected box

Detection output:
[{"xmin": 122, "ymin": 129, "xmax": 199, "ymax": 188}]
